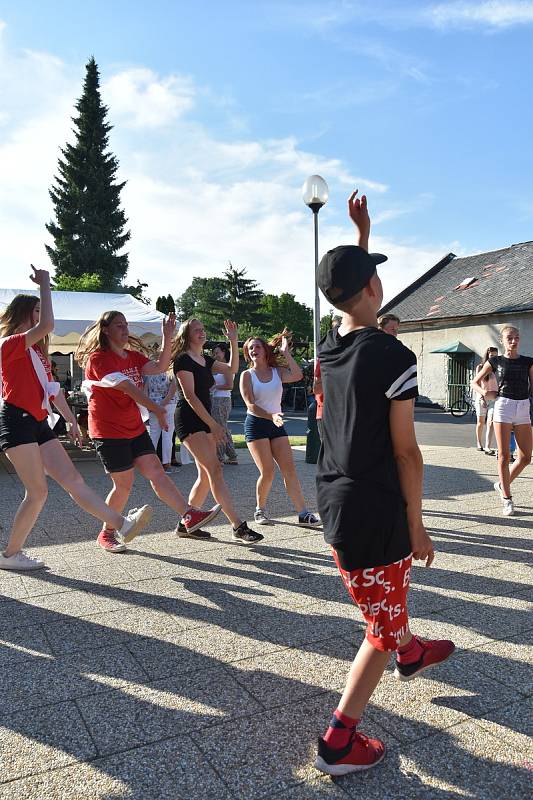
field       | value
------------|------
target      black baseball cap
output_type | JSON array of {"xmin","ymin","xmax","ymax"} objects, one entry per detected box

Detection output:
[{"xmin": 317, "ymin": 245, "xmax": 388, "ymax": 305}]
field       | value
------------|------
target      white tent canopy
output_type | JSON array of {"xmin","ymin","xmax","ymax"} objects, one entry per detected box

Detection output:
[{"xmin": 0, "ymin": 289, "xmax": 165, "ymax": 338}]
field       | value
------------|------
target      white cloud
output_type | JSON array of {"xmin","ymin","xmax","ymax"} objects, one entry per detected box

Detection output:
[
  {"xmin": 0, "ymin": 23, "xmax": 450, "ymax": 317},
  {"xmin": 426, "ymin": 1, "xmax": 533, "ymax": 29},
  {"xmin": 103, "ymin": 68, "xmax": 196, "ymax": 128}
]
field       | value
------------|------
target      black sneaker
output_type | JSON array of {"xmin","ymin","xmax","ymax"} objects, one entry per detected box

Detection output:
[
  {"xmin": 232, "ymin": 521, "xmax": 264, "ymax": 545},
  {"xmin": 175, "ymin": 522, "xmax": 211, "ymax": 540}
]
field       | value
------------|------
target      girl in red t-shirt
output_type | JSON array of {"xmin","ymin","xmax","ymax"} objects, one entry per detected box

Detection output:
[
  {"xmin": 76, "ymin": 310, "xmax": 221, "ymax": 552},
  {"xmin": 0, "ymin": 268, "xmax": 152, "ymax": 571}
]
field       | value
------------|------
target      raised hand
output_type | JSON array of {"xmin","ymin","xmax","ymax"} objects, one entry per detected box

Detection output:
[
  {"xmin": 223, "ymin": 320, "xmax": 238, "ymax": 341},
  {"xmin": 29, "ymin": 265, "xmax": 50, "ymax": 286},
  {"xmin": 280, "ymin": 336, "xmax": 291, "ymax": 356},
  {"xmin": 162, "ymin": 312, "xmax": 176, "ymax": 339},
  {"xmin": 347, "ymin": 190, "xmax": 370, "ymax": 240}
]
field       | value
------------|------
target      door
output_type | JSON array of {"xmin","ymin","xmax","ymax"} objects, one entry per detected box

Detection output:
[{"xmin": 446, "ymin": 355, "xmax": 474, "ymax": 408}]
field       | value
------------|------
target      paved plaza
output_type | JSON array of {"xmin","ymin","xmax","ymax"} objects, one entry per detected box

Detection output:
[{"xmin": 0, "ymin": 442, "xmax": 531, "ymax": 799}]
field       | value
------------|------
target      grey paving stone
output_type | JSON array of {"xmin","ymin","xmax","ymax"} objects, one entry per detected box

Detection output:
[
  {"xmin": 0, "ymin": 625, "xmax": 52, "ymax": 666},
  {"xmin": 468, "ymin": 629, "xmax": 533, "ymax": 694},
  {"xmin": 77, "ymin": 666, "xmax": 262, "ymax": 756},
  {"xmin": 228, "ymin": 637, "xmax": 354, "ymax": 708},
  {"xmin": 368, "ymin": 649, "xmax": 517, "ymax": 743},
  {"xmin": 476, "ymin": 698, "xmax": 533, "ymax": 756},
  {"xmin": 0, "ymin": 735, "xmax": 233, "ymax": 799},
  {"xmin": 127, "ymin": 621, "xmax": 284, "ymax": 681},
  {"xmin": 339, "ymin": 719, "xmax": 532, "ymax": 800},
  {"xmin": 0, "ymin": 576, "xmax": 27, "ymax": 601},
  {"xmin": 194, "ymin": 691, "xmax": 394, "ymax": 800},
  {"xmin": 43, "ymin": 606, "xmax": 190, "ymax": 656},
  {"xmin": 0, "ymin": 644, "xmax": 147, "ymax": 713},
  {"xmin": 0, "ymin": 701, "xmax": 97, "ymax": 783}
]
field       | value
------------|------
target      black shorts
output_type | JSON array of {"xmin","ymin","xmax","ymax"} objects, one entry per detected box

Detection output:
[
  {"xmin": 0, "ymin": 402, "xmax": 57, "ymax": 451},
  {"xmin": 244, "ymin": 413, "xmax": 288, "ymax": 442},
  {"xmin": 174, "ymin": 403, "xmax": 210, "ymax": 442},
  {"xmin": 92, "ymin": 430, "xmax": 155, "ymax": 473}
]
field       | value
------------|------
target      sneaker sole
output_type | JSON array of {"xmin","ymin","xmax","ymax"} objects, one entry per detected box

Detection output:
[
  {"xmin": 254, "ymin": 518, "xmax": 270, "ymax": 525},
  {"xmin": 185, "ymin": 504, "xmax": 222, "ymax": 534},
  {"xmin": 394, "ymin": 646, "xmax": 455, "ymax": 682},
  {"xmin": 0, "ymin": 561, "xmax": 46, "ymax": 571},
  {"xmin": 298, "ymin": 521, "xmax": 322, "ymax": 528},
  {"xmin": 493, "ymin": 482, "xmax": 504, "ymax": 500},
  {"xmin": 232, "ymin": 534, "xmax": 265, "ymax": 546},
  {"xmin": 177, "ymin": 529, "xmax": 212, "ymax": 540},
  {"xmin": 121, "ymin": 506, "xmax": 154, "ymax": 543},
  {"xmin": 315, "ymin": 746, "xmax": 386, "ymax": 776},
  {"xmin": 97, "ymin": 541, "xmax": 126, "ymax": 554}
]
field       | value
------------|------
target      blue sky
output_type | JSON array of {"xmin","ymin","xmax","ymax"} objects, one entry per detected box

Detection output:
[{"xmin": 1, "ymin": 1, "xmax": 533, "ymax": 309}]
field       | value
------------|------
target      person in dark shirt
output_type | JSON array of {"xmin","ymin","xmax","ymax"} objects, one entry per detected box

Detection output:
[
  {"xmin": 172, "ymin": 317, "xmax": 263, "ymax": 545},
  {"xmin": 314, "ymin": 190, "xmax": 455, "ymax": 777},
  {"xmin": 472, "ymin": 325, "xmax": 533, "ymax": 516}
]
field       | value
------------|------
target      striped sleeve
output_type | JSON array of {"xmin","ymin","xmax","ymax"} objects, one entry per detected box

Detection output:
[{"xmin": 384, "ymin": 348, "xmax": 418, "ymax": 401}]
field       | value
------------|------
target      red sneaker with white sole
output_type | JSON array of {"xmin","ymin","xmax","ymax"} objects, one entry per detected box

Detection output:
[
  {"xmin": 315, "ymin": 730, "xmax": 385, "ymax": 776},
  {"xmin": 182, "ymin": 504, "xmax": 221, "ymax": 534},
  {"xmin": 394, "ymin": 636, "xmax": 455, "ymax": 681},
  {"xmin": 97, "ymin": 529, "xmax": 126, "ymax": 553}
]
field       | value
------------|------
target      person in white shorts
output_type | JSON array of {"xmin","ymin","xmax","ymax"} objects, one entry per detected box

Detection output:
[
  {"xmin": 472, "ymin": 326, "xmax": 533, "ymax": 516},
  {"xmin": 471, "ymin": 346, "xmax": 498, "ymax": 454}
]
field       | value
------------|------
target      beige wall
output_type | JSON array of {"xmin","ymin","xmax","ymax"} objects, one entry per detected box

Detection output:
[{"xmin": 397, "ymin": 313, "xmax": 533, "ymax": 406}]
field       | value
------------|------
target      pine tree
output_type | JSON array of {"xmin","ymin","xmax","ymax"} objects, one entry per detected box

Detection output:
[
  {"xmin": 212, "ymin": 264, "xmax": 265, "ymax": 330},
  {"xmin": 46, "ymin": 57, "xmax": 130, "ymax": 291}
]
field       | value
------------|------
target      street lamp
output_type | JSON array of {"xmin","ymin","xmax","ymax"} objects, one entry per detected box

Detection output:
[{"xmin": 302, "ymin": 174, "xmax": 329, "ymax": 362}]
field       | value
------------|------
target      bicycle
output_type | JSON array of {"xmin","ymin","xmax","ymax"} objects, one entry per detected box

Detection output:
[{"xmin": 450, "ymin": 389, "xmax": 476, "ymax": 418}]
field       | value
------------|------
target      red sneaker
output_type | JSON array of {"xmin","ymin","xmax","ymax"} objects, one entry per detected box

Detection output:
[
  {"xmin": 315, "ymin": 730, "xmax": 385, "ymax": 776},
  {"xmin": 182, "ymin": 504, "xmax": 221, "ymax": 534},
  {"xmin": 97, "ymin": 529, "xmax": 126, "ymax": 553},
  {"xmin": 394, "ymin": 636, "xmax": 455, "ymax": 681}
]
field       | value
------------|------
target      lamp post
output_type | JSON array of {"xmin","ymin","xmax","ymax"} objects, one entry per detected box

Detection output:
[{"xmin": 302, "ymin": 175, "xmax": 329, "ymax": 363}]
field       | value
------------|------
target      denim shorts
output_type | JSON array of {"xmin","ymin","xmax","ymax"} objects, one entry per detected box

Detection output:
[{"xmin": 244, "ymin": 413, "xmax": 288, "ymax": 442}]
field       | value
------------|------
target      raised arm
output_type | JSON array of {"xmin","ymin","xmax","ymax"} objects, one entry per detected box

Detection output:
[
  {"xmin": 278, "ymin": 336, "xmax": 303, "ymax": 383},
  {"xmin": 24, "ymin": 266, "xmax": 54, "ymax": 348},
  {"xmin": 143, "ymin": 314, "xmax": 176, "ymax": 375},
  {"xmin": 390, "ymin": 398, "xmax": 434, "ymax": 567},
  {"xmin": 347, "ymin": 190, "xmax": 370, "ymax": 252}
]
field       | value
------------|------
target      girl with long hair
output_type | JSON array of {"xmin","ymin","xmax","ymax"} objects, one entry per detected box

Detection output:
[
  {"xmin": 172, "ymin": 318, "xmax": 262, "ymax": 544},
  {"xmin": 211, "ymin": 342, "xmax": 238, "ymax": 465},
  {"xmin": 471, "ymin": 346, "xmax": 498, "ymax": 455},
  {"xmin": 240, "ymin": 330, "xmax": 320, "ymax": 527},
  {"xmin": 473, "ymin": 326, "xmax": 533, "ymax": 516},
  {"xmin": 0, "ymin": 269, "xmax": 152, "ymax": 570},
  {"xmin": 76, "ymin": 310, "xmax": 221, "ymax": 551}
]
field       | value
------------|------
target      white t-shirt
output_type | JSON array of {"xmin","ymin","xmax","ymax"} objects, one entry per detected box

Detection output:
[{"xmin": 212, "ymin": 371, "xmax": 232, "ymax": 398}]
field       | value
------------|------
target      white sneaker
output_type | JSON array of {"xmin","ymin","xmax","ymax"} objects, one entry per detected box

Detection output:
[
  {"xmin": 298, "ymin": 512, "xmax": 321, "ymax": 528},
  {"xmin": 118, "ymin": 505, "xmax": 154, "ymax": 544},
  {"xmin": 254, "ymin": 508, "xmax": 270, "ymax": 525},
  {"xmin": 502, "ymin": 498, "xmax": 515, "ymax": 516},
  {"xmin": 494, "ymin": 482, "xmax": 504, "ymax": 500},
  {"xmin": 0, "ymin": 550, "xmax": 45, "ymax": 571}
]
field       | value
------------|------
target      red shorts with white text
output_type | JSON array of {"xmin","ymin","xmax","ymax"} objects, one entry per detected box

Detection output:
[{"xmin": 332, "ymin": 549, "xmax": 412, "ymax": 652}]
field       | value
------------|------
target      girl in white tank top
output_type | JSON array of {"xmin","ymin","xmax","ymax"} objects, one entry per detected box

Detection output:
[{"xmin": 240, "ymin": 333, "xmax": 320, "ymax": 529}]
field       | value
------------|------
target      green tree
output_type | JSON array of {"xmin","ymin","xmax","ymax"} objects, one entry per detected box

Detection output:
[
  {"xmin": 212, "ymin": 263, "xmax": 265, "ymax": 330},
  {"xmin": 175, "ymin": 277, "xmax": 227, "ymax": 337},
  {"xmin": 320, "ymin": 310, "xmax": 342, "ymax": 337},
  {"xmin": 156, "ymin": 294, "xmax": 176, "ymax": 314},
  {"xmin": 260, "ymin": 293, "xmax": 312, "ymax": 341},
  {"xmin": 53, "ymin": 273, "xmax": 104, "ymax": 292},
  {"xmin": 46, "ymin": 57, "xmax": 130, "ymax": 292}
]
